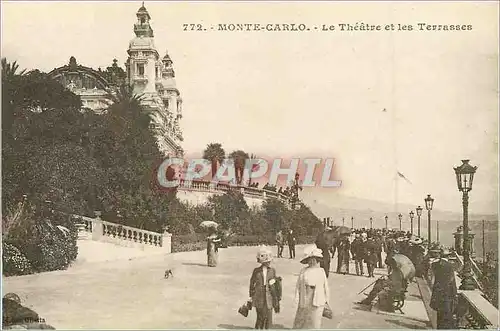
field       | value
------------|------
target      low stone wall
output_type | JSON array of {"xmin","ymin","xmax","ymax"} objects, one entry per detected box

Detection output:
[{"xmin": 74, "ymin": 215, "xmax": 172, "ymax": 253}]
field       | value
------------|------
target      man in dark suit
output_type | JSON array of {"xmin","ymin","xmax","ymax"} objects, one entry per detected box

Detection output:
[
  {"xmin": 249, "ymin": 246, "xmax": 280, "ymax": 329},
  {"xmin": 315, "ymin": 230, "xmax": 331, "ymax": 278},
  {"xmin": 430, "ymin": 248, "xmax": 458, "ymax": 329},
  {"xmin": 287, "ymin": 229, "xmax": 296, "ymax": 259},
  {"xmin": 275, "ymin": 230, "xmax": 284, "ymax": 258},
  {"xmin": 351, "ymin": 234, "xmax": 365, "ymax": 276},
  {"xmin": 364, "ymin": 236, "xmax": 378, "ymax": 278}
]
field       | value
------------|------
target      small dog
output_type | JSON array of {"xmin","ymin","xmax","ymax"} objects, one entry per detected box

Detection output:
[{"xmin": 164, "ymin": 269, "xmax": 174, "ymax": 279}]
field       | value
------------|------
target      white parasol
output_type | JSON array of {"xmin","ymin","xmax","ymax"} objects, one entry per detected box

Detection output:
[{"xmin": 200, "ymin": 221, "xmax": 219, "ymax": 229}]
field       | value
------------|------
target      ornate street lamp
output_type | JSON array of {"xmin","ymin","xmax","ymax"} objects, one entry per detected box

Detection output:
[
  {"xmin": 425, "ymin": 194, "xmax": 434, "ymax": 247},
  {"xmin": 454, "ymin": 159, "xmax": 478, "ymax": 290},
  {"xmin": 291, "ymin": 172, "xmax": 302, "ymax": 210},
  {"xmin": 370, "ymin": 217, "xmax": 373, "ymax": 229},
  {"xmin": 416, "ymin": 206, "xmax": 423, "ymax": 237},
  {"xmin": 385, "ymin": 215, "xmax": 388, "ymax": 230},
  {"xmin": 409, "ymin": 211, "xmax": 415, "ymax": 235},
  {"xmin": 398, "ymin": 213, "xmax": 403, "ymax": 231}
]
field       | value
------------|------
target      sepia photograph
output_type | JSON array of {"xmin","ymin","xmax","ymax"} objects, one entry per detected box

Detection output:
[{"xmin": 1, "ymin": 1, "xmax": 499, "ymax": 329}]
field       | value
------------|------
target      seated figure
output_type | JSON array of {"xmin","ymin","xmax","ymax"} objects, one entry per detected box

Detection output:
[{"xmin": 357, "ymin": 260, "xmax": 406, "ymax": 312}]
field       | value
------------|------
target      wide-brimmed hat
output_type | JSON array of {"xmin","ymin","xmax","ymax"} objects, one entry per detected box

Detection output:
[
  {"xmin": 300, "ymin": 245, "xmax": 323, "ymax": 264},
  {"xmin": 256, "ymin": 245, "xmax": 273, "ymax": 263},
  {"xmin": 440, "ymin": 247, "xmax": 452, "ymax": 257},
  {"xmin": 409, "ymin": 237, "xmax": 423, "ymax": 245}
]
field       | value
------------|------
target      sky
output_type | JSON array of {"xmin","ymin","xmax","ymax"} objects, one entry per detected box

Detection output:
[{"xmin": 2, "ymin": 1, "xmax": 498, "ymax": 214}]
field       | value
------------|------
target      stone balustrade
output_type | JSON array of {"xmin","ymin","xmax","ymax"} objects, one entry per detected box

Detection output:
[
  {"xmin": 177, "ymin": 179, "xmax": 291, "ymax": 205},
  {"xmin": 456, "ymin": 290, "xmax": 499, "ymax": 329},
  {"xmin": 73, "ymin": 215, "xmax": 171, "ymax": 253}
]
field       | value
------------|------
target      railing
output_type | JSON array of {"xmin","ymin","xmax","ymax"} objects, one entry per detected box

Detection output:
[
  {"xmin": 456, "ymin": 291, "xmax": 499, "ymax": 329},
  {"xmin": 102, "ymin": 220, "xmax": 163, "ymax": 247},
  {"xmin": 72, "ymin": 215, "xmax": 171, "ymax": 253},
  {"xmin": 177, "ymin": 179, "xmax": 291, "ymax": 205}
]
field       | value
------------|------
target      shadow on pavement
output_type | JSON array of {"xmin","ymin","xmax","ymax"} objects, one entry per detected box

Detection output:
[
  {"xmin": 352, "ymin": 304, "xmax": 372, "ymax": 312},
  {"xmin": 384, "ymin": 318, "xmax": 427, "ymax": 329},
  {"xmin": 182, "ymin": 262, "xmax": 208, "ymax": 267},
  {"xmin": 218, "ymin": 323, "xmax": 289, "ymax": 329}
]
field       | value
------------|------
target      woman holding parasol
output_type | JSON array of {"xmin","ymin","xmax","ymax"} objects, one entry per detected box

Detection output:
[{"xmin": 200, "ymin": 221, "xmax": 221, "ymax": 267}]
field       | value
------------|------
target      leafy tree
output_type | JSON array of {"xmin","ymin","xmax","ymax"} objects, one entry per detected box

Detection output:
[
  {"xmin": 262, "ymin": 198, "xmax": 289, "ymax": 232},
  {"xmin": 208, "ymin": 190, "xmax": 249, "ymax": 231},
  {"xmin": 1, "ymin": 59, "xmax": 89, "ymax": 213},
  {"xmin": 202, "ymin": 143, "xmax": 226, "ymax": 179}
]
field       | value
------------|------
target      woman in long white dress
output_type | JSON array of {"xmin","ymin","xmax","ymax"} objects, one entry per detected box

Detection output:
[{"xmin": 293, "ymin": 245, "xmax": 330, "ymax": 329}]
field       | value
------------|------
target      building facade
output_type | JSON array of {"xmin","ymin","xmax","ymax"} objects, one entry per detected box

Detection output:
[{"xmin": 48, "ymin": 3, "xmax": 183, "ymax": 157}]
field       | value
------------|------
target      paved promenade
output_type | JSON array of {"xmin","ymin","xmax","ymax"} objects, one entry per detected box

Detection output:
[{"xmin": 3, "ymin": 244, "xmax": 430, "ymax": 329}]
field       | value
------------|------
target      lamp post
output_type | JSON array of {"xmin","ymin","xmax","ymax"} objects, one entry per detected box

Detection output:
[
  {"xmin": 437, "ymin": 220, "xmax": 440, "ymax": 243},
  {"xmin": 351, "ymin": 217, "xmax": 354, "ymax": 229},
  {"xmin": 454, "ymin": 159, "xmax": 478, "ymax": 290},
  {"xmin": 416, "ymin": 206, "xmax": 423, "ymax": 237},
  {"xmin": 398, "ymin": 213, "xmax": 402, "ymax": 231},
  {"xmin": 370, "ymin": 217, "xmax": 373, "ymax": 229},
  {"xmin": 342, "ymin": 217, "xmax": 345, "ymax": 226},
  {"xmin": 385, "ymin": 215, "xmax": 388, "ymax": 230},
  {"xmin": 291, "ymin": 172, "xmax": 302, "ymax": 210},
  {"xmin": 425, "ymin": 194, "xmax": 434, "ymax": 247},
  {"xmin": 409, "ymin": 210, "xmax": 415, "ymax": 235}
]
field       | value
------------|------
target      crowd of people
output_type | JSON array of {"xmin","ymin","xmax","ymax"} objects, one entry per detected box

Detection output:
[{"xmin": 206, "ymin": 224, "xmax": 459, "ymax": 329}]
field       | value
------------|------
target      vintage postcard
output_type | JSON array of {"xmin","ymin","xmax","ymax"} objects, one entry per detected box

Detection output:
[{"xmin": 1, "ymin": 1, "xmax": 498, "ymax": 329}]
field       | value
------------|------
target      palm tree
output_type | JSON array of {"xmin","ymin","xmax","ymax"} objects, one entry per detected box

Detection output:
[
  {"xmin": 105, "ymin": 84, "xmax": 144, "ymax": 113},
  {"xmin": 202, "ymin": 143, "xmax": 226, "ymax": 179},
  {"xmin": 248, "ymin": 153, "xmax": 259, "ymax": 186},
  {"xmin": 1, "ymin": 58, "xmax": 26, "ymax": 81},
  {"xmin": 229, "ymin": 150, "xmax": 249, "ymax": 185}
]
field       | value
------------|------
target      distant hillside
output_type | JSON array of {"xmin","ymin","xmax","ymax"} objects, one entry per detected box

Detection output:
[
  {"xmin": 300, "ymin": 189, "xmax": 497, "ymax": 226},
  {"xmin": 300, "ymin": 190, "xmax": 498, "ymax": 257}
]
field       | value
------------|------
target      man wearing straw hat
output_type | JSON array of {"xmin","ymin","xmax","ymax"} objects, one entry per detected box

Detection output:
[{"xmin": 249, "ymin": 246, "xmax": 280, "ymax": 329}]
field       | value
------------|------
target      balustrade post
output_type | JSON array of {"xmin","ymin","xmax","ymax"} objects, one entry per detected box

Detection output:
[
  {"xmin": 92, "ymin": 212, "xmax": 103, "ymax": 241},
  {"xmin": 162, "ymin": 231, "xmax": 172, "ymax": 254},
  {"xmin": 454, "ymin": 226, "xmax": 464, "ymax": 255}
]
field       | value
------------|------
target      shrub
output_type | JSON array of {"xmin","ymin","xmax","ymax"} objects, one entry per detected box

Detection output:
[
  {"xmin": 2, "ymin": 243, "xmax": 33, "ymax": 276},
  {"xmin": 171, "ymin": 234, "xmax": 318, "ymax": 253},
  {"xmin": 3, "ymin": 205, "xmax": 79, "ymax": 276}
]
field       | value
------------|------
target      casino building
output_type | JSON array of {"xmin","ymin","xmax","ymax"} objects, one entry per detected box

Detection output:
[{"xmin": 48, "ymin": 3, "xmax": 184, "ymax": 157}]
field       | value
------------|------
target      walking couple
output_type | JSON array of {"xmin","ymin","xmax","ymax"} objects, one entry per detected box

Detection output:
[
  {"xmin": 275, "ymin": 229, "xmax": 296, "ymax": 259},
  {"xmin": 247, "ymin": 245, "xmax": 331, "ymax": 329}
]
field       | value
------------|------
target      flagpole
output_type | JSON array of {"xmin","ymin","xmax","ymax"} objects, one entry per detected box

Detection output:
[{"xmin": 391, "ymin": 40, "xmax": 398, "ymax": 220}]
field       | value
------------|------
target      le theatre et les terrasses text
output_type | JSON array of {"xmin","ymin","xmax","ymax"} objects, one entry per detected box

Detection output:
[{"xmin": 182, "ymin": 22, "xmax": 473, "ymax": 32}]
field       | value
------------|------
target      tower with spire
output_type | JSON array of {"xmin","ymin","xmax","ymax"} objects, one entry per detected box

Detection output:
[{"xmin": 125, "ymin": 2, "xmax": 183, "ymax": 157}]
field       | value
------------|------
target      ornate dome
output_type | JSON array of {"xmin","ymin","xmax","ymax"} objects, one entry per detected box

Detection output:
[{"xmin": 129, "ymin": 36, "xmax": 155, "ymax": 50}]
